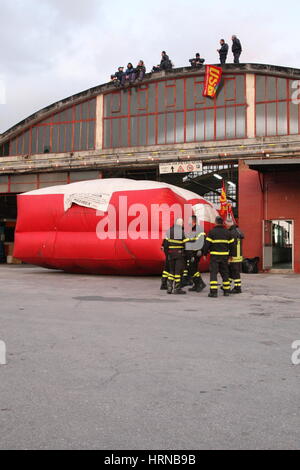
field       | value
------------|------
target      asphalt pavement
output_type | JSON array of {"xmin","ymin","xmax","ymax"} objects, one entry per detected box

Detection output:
[{"xmin": 0, "ymin": 265, "xmax": 299, "ymax": 450}]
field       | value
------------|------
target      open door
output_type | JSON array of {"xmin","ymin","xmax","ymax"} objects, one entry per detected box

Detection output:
[
  {"xmin": 263, "ymin": 220, "xmax": 273, "ymax": 270},
  {"xmin": 263, "ymin": 220, "xmax": 294, "ymax": 271}
]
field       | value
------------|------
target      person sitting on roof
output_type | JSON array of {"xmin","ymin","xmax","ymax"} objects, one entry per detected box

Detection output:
[
  {"xmin": 151, "ymin": 64, "xmax": 161, "ymax": 73},
  {"xmin": 110, "ymin": 66, "xmax": 125, "ymax": 87},
  {"xmin": 135, "ymin": 60, "xmax": 146, "ymax": 82},
  {"xmin": 189, "ymin": 53, "xmax": 205, "ymax": 68},
  {"xmin": 160, "ymin": 51, "xmax": 173, "ymax": 71},
  {"xmin": 125, "ymin": 63, "xmax": 136, "ymax": 84}
]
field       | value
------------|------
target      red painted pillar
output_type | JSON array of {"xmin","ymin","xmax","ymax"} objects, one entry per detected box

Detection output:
[{"xmin": 238, "ymin": 161, "xmax": 264, "ymax": 270}]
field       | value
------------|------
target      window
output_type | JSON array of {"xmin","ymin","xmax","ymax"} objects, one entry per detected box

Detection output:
[
  {"xmin": 255, "ymin": 76, "xmax": 299, "ymax": 137},
  {"xmin": 7, "ymin": 98, "xmax": 96, "ymax": 156},
  {"xmin": 103, "ymin": 75, "xmax": 247, "ymax": 148}
]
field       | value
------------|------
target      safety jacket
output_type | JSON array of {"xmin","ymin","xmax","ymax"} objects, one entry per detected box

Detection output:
[
  {"xmin": 203, "ymin": 224, "xmax": 234, "ymax": 257},
  {"xmin": 185, "ymin": 225, "xmax": 206, "ymax": 253},
  {"xmin": 229, "ymin": 225, "xmax": 244, "ymax": 263},
  {"xmin": 163, "ymin": 225, "xmax": 188, "ymax": 254}
]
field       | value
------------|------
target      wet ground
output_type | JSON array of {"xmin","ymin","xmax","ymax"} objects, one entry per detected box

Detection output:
[{"xmin": 0, "ymin": 265, "xmax": 300, "ymax": 450}]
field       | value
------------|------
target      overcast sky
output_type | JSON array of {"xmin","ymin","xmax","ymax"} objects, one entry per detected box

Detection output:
[{"xmin": 1, "ymin": 0, "xmax": 300, "ymax": 133}]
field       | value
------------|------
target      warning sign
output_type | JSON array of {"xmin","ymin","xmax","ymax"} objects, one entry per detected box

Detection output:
[{"xmin": 159, "ymin": 161, "xmax": 203, "ymax": 175}]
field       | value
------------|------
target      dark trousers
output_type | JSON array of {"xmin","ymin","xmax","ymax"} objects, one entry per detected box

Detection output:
[
  {"xmin": 161, "ymin": 255, "xmax": 171, "ymax": 281},
  {"xmin": 116, "ymin": 74, "xmax": 126, "ymax": 86},
  {"xmin": 210, "ymin": 256, "xmax": 230, "ymax": 291},
  {"xmin": 233, "ymin": 51, "xmax": 241, "ymax": 64},
  {"xmin": 136, "ymin": 70, "xmax": 145, "ymax": 81},
  {"xmin": 126, "ymin": 73, "xmax": 136, "ymax": 84},
  {"xmin": 161, "ymin": 61, "xmax": 172, "ymax": 71},
  {"xmin": 186, "ymin": 252, "xmax": 202, "ymax": 279},
  {"xmin": 229, "ymin": 262, "xmax": 242, "ymax": 287},
  {"xmin": 168, "ymin": 252, "xmax": 185, "ymax": 285},
  {"xmin": 220, "ymin": 55, "xmax": 227, "ymax": 65},
  {"xmin": 0, "ymin": 241, "xmax": 5, "ymax": 263}
]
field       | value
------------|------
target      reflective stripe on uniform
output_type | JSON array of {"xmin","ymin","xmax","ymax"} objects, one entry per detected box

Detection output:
[
  {"xmin": 210, "ymin": 251, "xmax": 230, "ymax": 256},
  {"xmin": 210, "ymin": 281, "xmax": 218, "ymax": 289},
  {"xmin": 230, "ymin": 256, "xmax": 244, "ymax": 263},
  {"xmin": 186, "ymin": 233, "xmax": 206, "ymax": 242},
  {"xmin": 166, "ymin": 238, "xmax": 185, "ymax": 244},
  {"xmin": 206, "ymin": 238, "xmax": 234, "ymax": 244}
]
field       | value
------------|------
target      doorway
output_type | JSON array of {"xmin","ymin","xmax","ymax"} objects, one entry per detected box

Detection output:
[
  {"xmin": 263, "ymin": 220, "xmax": 294, "ymax": 271},
  {"xmin": 0, "ymin": 194, "xmax": 18, "ymax": 264}
]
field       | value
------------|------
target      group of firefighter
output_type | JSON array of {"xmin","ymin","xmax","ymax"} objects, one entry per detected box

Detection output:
[{"xmin": 161, "ymin": 215, "xmax": 244, "ymax": 298}]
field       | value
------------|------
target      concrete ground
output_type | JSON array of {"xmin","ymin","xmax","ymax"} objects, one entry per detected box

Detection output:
[{"xmin": 0, "ymin": 265, "xmax": 299, "ymax": 450}]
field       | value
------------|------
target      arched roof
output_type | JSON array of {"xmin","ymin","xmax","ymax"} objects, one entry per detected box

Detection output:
[{"xmin": 1, "ymin": 63, "xmax": 300, "ymax": 144}]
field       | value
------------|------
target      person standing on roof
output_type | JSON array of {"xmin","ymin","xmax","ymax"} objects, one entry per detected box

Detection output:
[
  {"xmin": 232, "ymin": 35, "xmax": 242, "ymax": 64},
  {"xmin": 218, "ymin": 39, "xmax": 229, "ymax": 65}
]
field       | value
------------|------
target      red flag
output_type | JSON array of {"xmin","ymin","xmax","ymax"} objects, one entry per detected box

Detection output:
[
  {"xmin": 219, "ymin": 181, "xmax": 236, "ymax": 224},
  {"xmin": 203, "ymin": 65, "xmax": 223, "ymax": 98}
]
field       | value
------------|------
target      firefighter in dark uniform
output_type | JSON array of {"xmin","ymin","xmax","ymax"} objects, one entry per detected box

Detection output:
[
  {"xmin": 228, "ymin": 222, "xmax": 244, "ymax": 294},
  {"xmin": 203, "ymin": 216, "xmax": 235, "ymax": 298},
  {"xmin": 163, "ymin": 218, "xmax": 187, "ymax": 295},
  {"xmin": 183, "ymin": 215, "xmax": 207, "ymax": 293},
  {"xmin": 160, "ymin": 244, "xmax": 171, "ymax": 290}
]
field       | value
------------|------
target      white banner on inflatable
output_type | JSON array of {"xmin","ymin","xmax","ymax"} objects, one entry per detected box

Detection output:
[{"xmin": 64, "ymin": 193, "xmax": 111, "ymax": 212}]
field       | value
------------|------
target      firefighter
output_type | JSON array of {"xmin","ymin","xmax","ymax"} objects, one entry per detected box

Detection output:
[
  {"xmin": 203, "ymin": 216, "xmax": 234, "ymax": 298},
  {"xmin": 163, "ymin": 218, "xmax": 187, "ymax": 295},
  {"xmin": 160, "ymin": 241, "xmax": 171, "ymax": 290},
  {"xmin": 183, "ymin": 215, "xmax": 207, "ymax": 293},
  {"xmin": 227, "ymin": 222, "xmax": 244, "ymax": 294}
]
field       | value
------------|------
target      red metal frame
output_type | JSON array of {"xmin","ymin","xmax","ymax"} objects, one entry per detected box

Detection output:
[
  {"xmin": 255, "ymin": 75, "xmax": 299, "ymax": 138},
  {"xmin": 103, "ymin": 73, "xmax": 247, "ymax": 149},
  {"xmin": 137, "ymin": 86, "xmax": 148, "ymax": 112},
  {"xmin": 6, "ymin": 98, "xmax": 97, "ymax": 157},
  {"xmin": 165, "ymin": 80, "xmax": 176, "ymax": 109},
  {"xmin": 0, "ymin": 170, "xmax": 103, "ymax": 194}
]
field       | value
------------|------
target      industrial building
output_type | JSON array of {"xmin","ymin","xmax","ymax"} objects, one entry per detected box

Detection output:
[{"xmin": 0, "ymin": 63, "xmax": 300, "ymax": 272}]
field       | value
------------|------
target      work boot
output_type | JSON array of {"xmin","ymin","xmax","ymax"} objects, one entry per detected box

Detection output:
[
  {"xmin": 208, "ymin": 290, "xmax": 218, "ymax": 298},
  {"xmin": 174, "ymin": 283, "xmax": 186, "ymax": 295},
  {"xmin": 189, "ymin": 278, "xmax": 198, "ymax": 292},
  {"xmin": 189, "ymin": 278, "xmax": 206, "ymax": 293},
  {"xmin": 231, "ymin": 286, "xmax": 242, "ymax": 294},
  {"xmin": 223, "ymin": 290, "xmax": 230, "ymax": 297},
  {"xmin": 181, "ymin": 276, "xmax": 193, "ymax": 287},
  {"xmin": 160, "ymin": 279, "xmax": 168, "ymax": 291},
  {"xmin": 167, "ymin": 280, "xmax": 174, "ymax": 295},
  {"xmin": 197, "ymin": 278, "xmax": 207, "ymax": 292}
]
